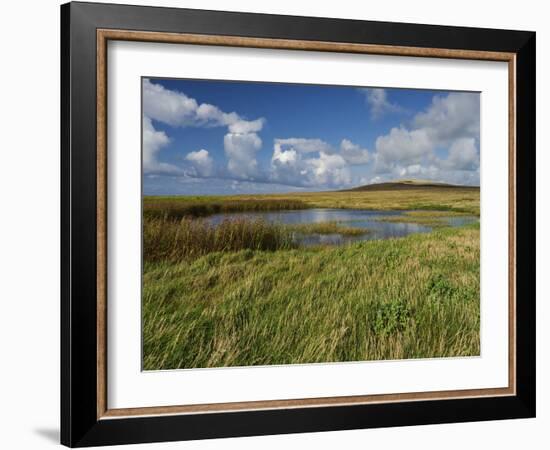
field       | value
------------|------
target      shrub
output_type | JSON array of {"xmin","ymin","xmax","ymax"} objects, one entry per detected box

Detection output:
[
  {"xmin": 427, "ymin": 273, "xmax": 456, "ymax": 302},
  {"xmin": 371, "ymin": 299, "xmax": 411, "ymax": 336}
]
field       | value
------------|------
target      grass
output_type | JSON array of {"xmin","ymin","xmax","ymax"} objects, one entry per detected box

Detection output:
[
  {"xmin": 404, "ymin": 210, "xmax": 473, "ymax": 218},
  {"xmin": 144, "ymin": 216, "xmax": 369, "ymax": 262},
  {"xmin": 144, "ymin": 197, "xmax": 310, "ymax": 220},
  {"xmin": 144, "ymin": 217, "xmax": 296, "ymax": 262},
  {"xmin": 144, "ymin": 186, "xmax": 480, "ymax": 217},
  {"xmin": 142, "ymin": 188, "xmax": 480, "ymax": 370},
  {"xmin": 143, "ymin": 223, "xmax": 480, "ymax": 369},
  {"xmin": 374, "ymin": 210, "xmax": 478, "ymax": 227}
]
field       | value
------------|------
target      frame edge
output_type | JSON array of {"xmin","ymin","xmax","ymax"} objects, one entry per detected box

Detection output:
[{"xmin": 61, "ymin": 2, "xmax": 536, "ymax": 446}]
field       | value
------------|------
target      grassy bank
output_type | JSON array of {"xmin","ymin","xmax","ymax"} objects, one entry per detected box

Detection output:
[
  {"xmin": 144, "ymin": 187, "xmax": 480, "ymax": 217},
  {"xmin": 143, "ymin": 224, "xmax": 480, "ymax": 369},
  {"xmin": 375, "ymin": 210, "xmax": 477, "ymax": 227}
]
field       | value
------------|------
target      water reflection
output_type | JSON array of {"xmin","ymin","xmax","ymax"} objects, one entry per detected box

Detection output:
[{"xmin": 208, "ymin": 208, "xmax": 478, "ymax": 246}]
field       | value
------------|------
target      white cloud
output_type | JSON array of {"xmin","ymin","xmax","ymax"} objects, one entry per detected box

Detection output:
[
  {"xmin": 144, "ymin": 78, "xmax": 230, "ymax": 128},
  {"xmin": 369, "ymin": 176, "xmax": 382, "ymax": 184},
  {"xmin": 440, "ymin": 138, "xmax": 479, "ymax": 171},
  {"xmin": 143, "ymin": 79, "xmax": 266, "ymax": 180},
  {"xmin": 143, "ymin": 79, "xmax": 200, "ymax": 127},
  {"xmin": 339, "ymin": 139, "xmax": 370, "ymax": 165},
  {"xmin": 375, "ymin": 127, "xmax": 433, "ymax": 166},
  {"xmin": 185, "ymin": 149, "xmax": 214, "ymax": 177},
  {"xmin": 370, "ymin": 92, "xmax": 480, "ymax": 186},
  {"xmin": 142, "ymin": 116, "xmax": 181, "ymax": 174},
  {"xmin": 359, "ymin": 88, "xmax": 405, "ymax": 119},
  {"xmin": 274, "ymin": 138, "xmax": 332, "ymax": 154},
  {"xmin": 413, "ymin": 92, "xmax": 480, "ymax": 145},
  {"xmin": 309, "ymin": 152, "xmax": 351, "ymax": 186},
  {"xmin": 143, "ymin": 79, "xmax": 265, "ymax": 132},
  {"xmin": 272, "ymin": 146, "xmax": 297, "ymax": 164},
  {"xmin": 143, "ymin": 80, "xmax": 480, "ymax": 190},
  {"xmin": 365, "ymin": 162, "xmax": 480, "ymax": 187},
  {"xmin": 224, "ymin": 132, "xmax": 262, "ymax": 179},
  {"xmin": 271, "ymin": 140, "xmax": 351, "ymax": 188},
  {"xmin": 228, "ymin": 118, "xmax": 265, "ymax": 134}
]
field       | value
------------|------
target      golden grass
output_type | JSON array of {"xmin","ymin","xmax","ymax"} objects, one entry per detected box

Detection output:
[
  {"xmin": 141, "ymin": 187, "xmax": 481, "ymax": 369},
  {"xmin": 145, "ymin": 187, "xmax": 480, "ymax": 217}
]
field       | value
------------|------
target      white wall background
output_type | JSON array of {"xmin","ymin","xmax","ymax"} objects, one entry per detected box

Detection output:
[{"xmin": 0, "ymin": 0, "xmax": 546, "ymax": 448}]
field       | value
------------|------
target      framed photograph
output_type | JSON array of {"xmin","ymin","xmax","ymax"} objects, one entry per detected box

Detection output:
[{"xmin": 61, "ymin": 1, "xmax": 536, "ymax": 447}]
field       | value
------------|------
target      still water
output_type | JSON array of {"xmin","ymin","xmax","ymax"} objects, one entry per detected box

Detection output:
[{"xmin": 209, "ymin": 208, "xmax": 478, "ymax": 246}]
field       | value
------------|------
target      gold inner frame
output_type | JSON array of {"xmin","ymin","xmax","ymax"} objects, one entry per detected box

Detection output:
[{"xmin": 96, "ymin": 29, "xmax": 517, "ymax": 420}]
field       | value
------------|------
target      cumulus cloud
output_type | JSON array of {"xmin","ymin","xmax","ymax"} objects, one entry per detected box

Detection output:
[
  {"xmin": 273, "ymin": 138, "xmax": 368, "ymax": 164},
  {"xmin": 339, "ymin": 139, "xmax": 370, "ymax": 165},
  {"xmin": 440, "ymin": 138, "xmax": 479, "ymax": 171},
  {"xmin": 224, "ymin": 133, "xmax": 263, "ymax": 179},
  {"xmin": 369, "ymin": 92, "xmax": 480, "ymax": 185},
  {"xmin": 143, "ymin": 80, "xmax": 480, "ymax": 190},
  {"xmin": 144, "ymin": 79, "xmax": 231, "ymax": 128},
  {"xmin": 228, "ymin": 118, "xmax": 265, "ymax": 134},
  {"xmin": 359, "ymin": 88, "xmax": 405, "ymax": 119},
  {"xmin": 143, "ymin": 78, "xmax": 264, "ymax": 133},
  {"xmin": 271, "ymin": 139, "xmax": 352, "ymax": 188},
  {"xmin": 413, "ymin": 92, "xmax": 480, "ymax": 145},
  {"xmin": 309, "ymin": 152, "xmax": 351, "ymax": 186},
  {"xmin": 375, "ymin": 127, "xmax": 433, "ymax": 166},
  {"xmin": 274, "ymin": 138, "xmax": 332, "ymax": 154},
  {"xmin": 143, "ymin": 79, "xmax": 266, "ymax": 179},
  {"xmin": 185, "ymin": 149, "xmax": 214, "ymax": 177},
  {"xmin": 142, "ymin": 116, "xmax": 181, "ymax": 174}
]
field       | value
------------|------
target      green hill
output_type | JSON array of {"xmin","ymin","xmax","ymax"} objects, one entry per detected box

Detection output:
[{"xmin": 344, "ymin": 179, "xmax": 480, "ymax": 192}]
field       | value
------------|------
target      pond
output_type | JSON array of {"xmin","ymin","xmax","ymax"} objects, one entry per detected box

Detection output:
[{"xmin": 208, "ymin": 208, "xmax": 478, "ymax": 246}]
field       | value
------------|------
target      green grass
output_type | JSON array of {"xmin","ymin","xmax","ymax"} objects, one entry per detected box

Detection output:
[
  {"xmin": 142, "ymin": 188, "xmax": 480, "ymax": 370},
  {"xmin": 374, "ymin": 210, "xmax": 478, "ymax": 227},
  {"xmin": 143, "ymin": 224, "xmax": 480, "ymax": 369}
]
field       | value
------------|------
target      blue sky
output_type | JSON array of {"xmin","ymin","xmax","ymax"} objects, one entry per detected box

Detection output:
[{"xmin": 143, "ymin": 78, "xmax": 480, "ymax": 195}]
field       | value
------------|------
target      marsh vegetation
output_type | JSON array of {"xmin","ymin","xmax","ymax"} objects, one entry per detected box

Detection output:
[{"xmin": 142, "ymin": 186, "xmax": 480, "ymax": 369}]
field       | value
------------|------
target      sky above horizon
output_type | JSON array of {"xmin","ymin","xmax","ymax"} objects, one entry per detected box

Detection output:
[{"xmin": 143, "ymin": 78, "xmax": 480, "ymax": 195}]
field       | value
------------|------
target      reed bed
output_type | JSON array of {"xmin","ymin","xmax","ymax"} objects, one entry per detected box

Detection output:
[
  {"xmin": 144, "ymin": 197, "xmax": 310, "ymax": 220},
  {"xmin": 144, "ymin": 217, "xmax": 295, "ymax": 262}
]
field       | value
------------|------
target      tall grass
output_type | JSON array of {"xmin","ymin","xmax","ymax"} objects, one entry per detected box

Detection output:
[
  {"xmin": 144, "ymin": 217, "xmax": 295, "ymax": 261},
  {"xmin": 142, "ymin": 225, "xmax": 480, "ymax": 369},
  {"xmin": 144, "ymin": 198, "xmax": 309, "ymax": 220},
  {"xmin": 142, "ymin": 189, "xmax": 480, "ymax": 369}
]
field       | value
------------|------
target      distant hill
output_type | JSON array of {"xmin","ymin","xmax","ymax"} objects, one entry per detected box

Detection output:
[{"xmin": 343, "ymin": 179, "xmax": 480, "ymax": 192}]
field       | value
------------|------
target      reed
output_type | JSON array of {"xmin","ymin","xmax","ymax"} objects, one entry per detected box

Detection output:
[
  {"xmin": 144, "ymin": 216, "xmax": 295, "ymax": 262},
  {"xmin": 144, "ymin": 197, "xmax": 310, "ymax": 220}
]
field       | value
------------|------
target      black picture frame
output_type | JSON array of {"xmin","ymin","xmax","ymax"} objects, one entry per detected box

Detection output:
[{"xmin": 61, "ymin": 1, "xmax": 536, "ymax": 447}]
